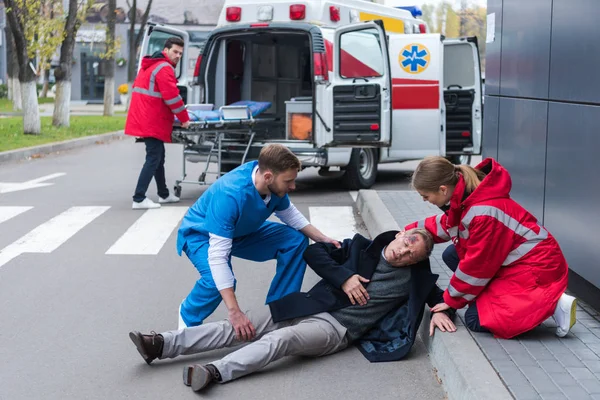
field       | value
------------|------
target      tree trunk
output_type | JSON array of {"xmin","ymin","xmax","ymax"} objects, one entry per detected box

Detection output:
[
  {"xmin": 103, "ymin": 0, "xmax": 117, "ymax": 116},
  {"xmin": 21, "ymin": 81, "xmax": 41, "ymax": 134},
  {"xmin": 5, "ymin": 26, "xmax": 22, "ymax": 110},
  {"xmin": 53, "ymin": 81, "xmax": 71, "ymax": 126},
  {"xmin": 6, "ymin": 0, "xmax": 40, "ymax": 134},
  {"xmin": 53, "ymin": 0, "xmax": 82, "ymax": 127}
]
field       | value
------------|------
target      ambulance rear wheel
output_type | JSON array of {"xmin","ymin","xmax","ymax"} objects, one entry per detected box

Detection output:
[{"xmin": 342, "ymin": 148, "xmax": 378, "ymax": 190}]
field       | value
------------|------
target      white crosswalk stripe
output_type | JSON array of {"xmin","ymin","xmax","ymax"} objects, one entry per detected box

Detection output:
[
  {"xmin": 0, "ymin": 206, "xmax": 110, "ymax": 269},
  {"xmin": 106, "ymin": 207, "xmax": 189, "ymax": 255},
  {"xmin": 0, "ymin": 205, "xmax": 361, "ymax": 270},
  {"xmin": 0, "ymin": 206, "xmax": 33, "ymax": 224},
  {"xmin": 309, "ymin": 206, "xmax": 358, "ymax": 241}
]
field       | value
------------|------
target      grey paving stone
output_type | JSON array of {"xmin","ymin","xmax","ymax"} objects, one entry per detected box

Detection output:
[
  {"xmin": 538, "ymin": 360, "xmax": 568, "ymax": 374},
  {"xmin": 498, "ymin": 368, "xmax": 532, "ymax": 387},
  {"xmin": 549, "ymin": 372, "xmax": 580, "ymax": 387},
  {"xmin": 540, "ymin": 393, "xmax": 568, "ymax": 400},
  {"xmin": 509, "ymin": 385, "xmax": 543, "ymax": 400},
  {"xmin": 544, "ymin": 339, "xmax": 574, "ymax": 355},
  {"xmin": 576, "ymin": 334, "xmax": 600, "ymax": 345},
  {"xmin": 520, "ymin": 366, "xmax": 561, "ymax": 394},
  {"xmin": 567, "ymin": 367, "xmax": 597, "ymax": 381},
  {"xmin": 579, "ymin": 379, "xmax": 600, "ymax": 395},
  {"xmin": 512, "ymin": 352, "xmax": 542, "ymax": 367},
  {"xmin": 562, "ymin": 385, "xmax": 593, "ymax": 400},
  {"xmin": 557, "ymin": 353, "xmax": 586, "ymax": 368},
  {"xmin": 583, "ymin": 361, "xmax": 600, "ymax": 374},
  {"xmin": 571, "ymin": 348, "xmax": 600, "ymax": 361}
]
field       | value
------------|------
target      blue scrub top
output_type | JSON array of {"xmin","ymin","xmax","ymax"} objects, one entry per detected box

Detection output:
[{"xmin": 177, "ymin": 161, "xmax": 291, "ymax": 255}]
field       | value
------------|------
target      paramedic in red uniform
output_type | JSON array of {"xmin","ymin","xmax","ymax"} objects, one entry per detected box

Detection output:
[
  {"xmin": 125, "ymin": 37, "xmax": 191, "ymax": 210},
  {"xmin": 406, "ymin": 156, "xmax": 577, "ymax": 339}
]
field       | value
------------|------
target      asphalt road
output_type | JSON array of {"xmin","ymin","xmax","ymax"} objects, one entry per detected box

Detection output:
[{"xmin": 0, "ymin": 138, "xmax": 450, "ymax": 400}]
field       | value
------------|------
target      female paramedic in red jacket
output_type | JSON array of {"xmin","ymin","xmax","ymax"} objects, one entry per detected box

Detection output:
[{"xmin": 405, "ymin": 156, "xmax": 576, "ymax": 339}]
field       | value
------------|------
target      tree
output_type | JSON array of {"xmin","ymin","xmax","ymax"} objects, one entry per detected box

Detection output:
[
  {"xmin": 5, "ymin": 25, "xmax": 21, "ymax": 111},
  {"xmin": 126, "ymin": 0, "xmax": 154, "ymax": 109},
  {"xmin": 37, "ymin": 0, "xmax": 65, "ymax": 98},
  {"xmin": 5, "ymin": 0, "xmax": 56, "ymax": 134},
  {"xmin": 53, "ymin": 0, "xmax": 91, "ymax": 127},
  {"xmin": 101, "ymin": 0, "xmax": 118, "ymax": 116}
]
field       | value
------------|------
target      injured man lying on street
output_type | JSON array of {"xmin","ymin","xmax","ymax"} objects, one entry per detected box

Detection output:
[{"xmin": 129, "ymin": 228, "xmax": 456, "ymax": 393}]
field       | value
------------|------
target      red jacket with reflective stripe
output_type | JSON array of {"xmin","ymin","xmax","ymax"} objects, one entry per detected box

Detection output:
[
  {"xmin": 124, "ymin": 52, "xmax": 190, "ymax": 142},
  {"xmin": 406, "ymin": 158, "xmax": 568, "ymax": 339}
]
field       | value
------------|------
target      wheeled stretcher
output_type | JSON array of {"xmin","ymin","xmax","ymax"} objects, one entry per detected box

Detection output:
[{"xmin": 170, "ymin": 101, "xmax": 274, "ymax": 197}]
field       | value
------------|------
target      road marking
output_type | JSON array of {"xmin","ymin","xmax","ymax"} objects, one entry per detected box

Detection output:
[
  {"xmin": 0, "ymin": 206, "xmax": 33, "ymax": 224},
  {"xmin": 0, "ymin": 206, "xmax": 109, "ymax": 269},
  {"xmin": 106, "ymin": 207, "xmax": 188, "ymax": 255},
  {"xmin": 309, "ymin": 206, "xmax": 358, "ymax": 242},
  {"xmin": 349, "ymin": 191, "xmax": 358, "ymax": 202},
  {"xmin": 0, "ymin": 173, "xmax": 66, "ymax": 194}
]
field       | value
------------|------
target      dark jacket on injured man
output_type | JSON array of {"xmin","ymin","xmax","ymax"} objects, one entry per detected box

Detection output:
[{"xmin": 268, "ymin": 231, "xmax": 452, "ymax": 362}]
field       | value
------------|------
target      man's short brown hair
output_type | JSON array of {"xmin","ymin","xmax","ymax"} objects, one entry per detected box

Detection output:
[
  {"xmin": 258, "ymin": 144, "xmax": 301, "ymax": 175},
  {"xmin": 165, "ymin": 37, "xmax": 184, "ymax": 49}
]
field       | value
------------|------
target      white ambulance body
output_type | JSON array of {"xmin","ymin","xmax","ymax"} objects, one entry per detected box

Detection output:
[{"xmin": 141, "ymin": 0, "xmax": 482, "ymax": 189}]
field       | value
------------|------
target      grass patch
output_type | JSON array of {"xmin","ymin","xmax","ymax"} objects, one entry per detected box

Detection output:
[
  {"xmin": 0, "ymin": 97, "xmax": 55, "ymax": 113},
  {"xmin": 0, "ymin": 115, "xmax": 126, "ymax": 152}
]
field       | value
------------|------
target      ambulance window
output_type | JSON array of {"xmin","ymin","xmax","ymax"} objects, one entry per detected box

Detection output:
[
  {"xmin": 339, "ymin": 28, "xmax": 384, "ymax": 79},
  {"xmin": 145, "ymin": 31, "xmax": 184, "ymax": 79},
  {"xmin": 443, "ymin": 44, "xmax": 475, "ymax": 88}
]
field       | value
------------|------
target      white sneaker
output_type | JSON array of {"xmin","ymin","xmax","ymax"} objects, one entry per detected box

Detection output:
[
  {"xmin": 132, "ymin": 198, "xmax": 161, "ymax": 210},
  {"xmin": 159, "ymin": 194, "xmax": 180, "ymax": 204},
  {"xmin": 553, "ymin": 293, "xmax": 577, "ymax": 337}
]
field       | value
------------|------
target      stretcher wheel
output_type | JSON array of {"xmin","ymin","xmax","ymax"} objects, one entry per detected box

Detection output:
[{"xmin": 174, "ymin": 185, "xmax": 182, "ymax": 198}]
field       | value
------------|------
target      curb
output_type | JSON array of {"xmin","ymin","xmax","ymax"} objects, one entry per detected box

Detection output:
[
  {"xmin": 356, "ymin": 189, "xmax": 512, "ymax": 400},
  {"xmin": 0, "ymin": 131, "xmax": 126, "ymax": 164}
]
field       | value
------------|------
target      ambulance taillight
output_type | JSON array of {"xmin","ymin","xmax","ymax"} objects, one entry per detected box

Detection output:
[
  {"xmin": 329, "ymin": 6, "xmax": 340, "ymax": 22},
  {"xmin": 313, "ymin": 52, "xmax": 328, "ymax": 82},
  {"xmin": 226, "ymin": 7, "xmax": 242, "ymax": 22},
  {"xmin": 419, "ymin": 24, "xmax": 427, "ymax": 33},
  {"xmin": 290, "ymin": 4, "xmax": 306, "ymax": 20},
  {"xmin": 193, "ymin": 55, "xmax": 202, "ymax": 80}
]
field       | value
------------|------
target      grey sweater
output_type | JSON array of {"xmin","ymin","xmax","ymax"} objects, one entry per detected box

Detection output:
[{"xmin": 329, "ymin": 253, "xmax": 411, "ymax": 342}]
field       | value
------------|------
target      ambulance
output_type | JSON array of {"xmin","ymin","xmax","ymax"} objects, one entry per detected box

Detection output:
[{"xmin": 140, "ymin": 0, "xmax": 483, "ymax": 189}]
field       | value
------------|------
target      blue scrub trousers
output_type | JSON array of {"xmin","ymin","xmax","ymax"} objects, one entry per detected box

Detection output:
[{"xmin": 180, "ymin": 221, "xmax": 309, "ymax": 327}]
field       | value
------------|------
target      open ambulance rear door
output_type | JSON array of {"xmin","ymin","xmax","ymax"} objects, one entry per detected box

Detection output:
[
  {"xmin": 443, "ymin": 37, "xmax": 483, "ymax": 158},
  {"xmin": 386, "ymin": 33, "xmax": 445, "ymax": 160},
  {"xmin": 315, "ymin": 21, "xmax": 392, "ymax": 148},
  {"xmin": 139, "ymin": 23, "xmax": 191, "ymax": 103}
]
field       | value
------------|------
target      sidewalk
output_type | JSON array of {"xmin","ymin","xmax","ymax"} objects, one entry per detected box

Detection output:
[{"xmin": 359, "ymin": 190, "xmax": 600, "ymax": 400}]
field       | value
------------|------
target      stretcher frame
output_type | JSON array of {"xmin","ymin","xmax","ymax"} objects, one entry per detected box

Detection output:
[{"xmin": 170, "ymin": 105, "xmax": 276, "ymax": 197}]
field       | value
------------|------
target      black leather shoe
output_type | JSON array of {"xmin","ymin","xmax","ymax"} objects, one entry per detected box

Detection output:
[
  {"xmin": 129, "ymin": 331, "xmax": 164, "ymax": 365},
  {"xmin": 188, "ymin": 364, "xmax": 221, "ymax": 392}
]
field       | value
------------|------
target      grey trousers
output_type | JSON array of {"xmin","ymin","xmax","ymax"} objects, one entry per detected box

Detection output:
[{"xmin": 160, "ymin": 305, "xmax": 349, "ymax": 382}]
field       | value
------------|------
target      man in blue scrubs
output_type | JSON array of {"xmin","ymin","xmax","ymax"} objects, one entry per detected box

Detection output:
[{"xmin": 177, "ymin": 144, "xmax": 339, "ymax": 340}]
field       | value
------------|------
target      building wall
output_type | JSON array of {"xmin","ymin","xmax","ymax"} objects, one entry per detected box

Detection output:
[{"xmin": 485, "ymin": 0, "xmax": 600, "ymax": 306}]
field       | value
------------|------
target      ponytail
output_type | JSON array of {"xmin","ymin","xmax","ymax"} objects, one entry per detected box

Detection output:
[
  {"xmin": 412, "ymin": 156, "xmax": 486, "ymax": 195},
  {"xmin": 455, "ymin": 164, "xmax": 487, "ymax": 194}
]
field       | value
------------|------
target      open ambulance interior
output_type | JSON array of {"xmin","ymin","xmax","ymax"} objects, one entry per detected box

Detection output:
[{"xmin": 199, "ymin": 28, "xmax": 316, "ymax": 145}]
